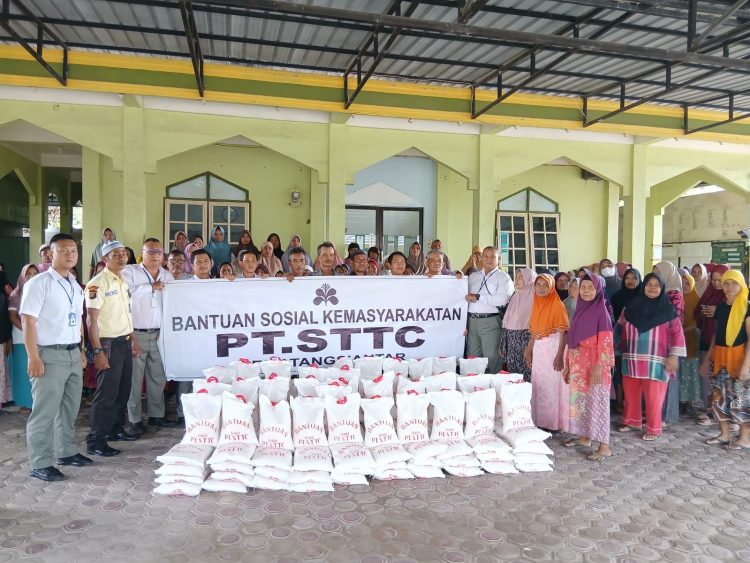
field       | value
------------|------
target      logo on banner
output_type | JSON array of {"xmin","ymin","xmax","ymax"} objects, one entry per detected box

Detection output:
[{"xmin": 313, "ymin": 283, "xmax": 338, "ymax": 306}]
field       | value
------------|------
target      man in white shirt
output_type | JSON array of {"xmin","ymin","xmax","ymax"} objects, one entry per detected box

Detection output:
[
  {"xmin": 237, "ymin": 249, "xmax": 261, "ymax": 278},
  {"xmin": 122, "ymin": 238, "xmax": 175, "ymax": 434},
  {"xmin": 20, "ymin": 233, "xmax": 90, "ymax": 481},
  {"xmin": 466, "ymin": 246, "xmax": 514, "ymax": 373},
  {"xmin": 166, "ymin": 249, "xmax": 190, "ymax": 280}
]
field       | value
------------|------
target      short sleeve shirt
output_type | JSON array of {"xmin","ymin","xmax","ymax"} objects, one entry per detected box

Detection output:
[
  {"xmin": 85, "ymin": 268, "xmax": 133, "ymax": 338},
  {"xmin": 714, "ymin": 300, "xmax": 750, "ymax": 347},
  {"xmin": 121, "ymin": 265, "xmax": 173, "ymax": 329},
  {"xmin": 19, "ymin": 268, "xmax": 84, "ymax": 346}
]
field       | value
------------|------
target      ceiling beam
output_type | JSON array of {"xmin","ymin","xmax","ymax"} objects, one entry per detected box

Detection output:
[
  {"xmin": 457, "ymin": 0, "xmax": 489, "ymax": 24},
  {"xmin": 691, "ymin": 0, "xmax": 750, "ymax": 51},
  {"xmin": 179, "ymin": 0, "xmax": 204, "ymax": 96}
]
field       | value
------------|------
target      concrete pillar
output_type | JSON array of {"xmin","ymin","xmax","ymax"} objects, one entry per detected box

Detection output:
[
  {"xmin": 326, "ymin": 123, "xmax": 346, "ymax": 248},
  {"xmin": 622, "ymin": 145, "xmax": 648, "ymax": 271},
  {"xmin": 309, "ymin": 168, "xmax": 327, "ymax": 245},
  {"xmin": 82, "ymin": 147, "xmax": 102, "ymax": 277},
  {"xmin": 605, "ymin": 181, "xmax": 620, "ymax": 261},
  {"xmin": 120, "ymin": 106, "xmax": 148, "ymax": 248},
  {"xmin": 473, "ymin": 133, "xmax": 496, "ymax": 248}
]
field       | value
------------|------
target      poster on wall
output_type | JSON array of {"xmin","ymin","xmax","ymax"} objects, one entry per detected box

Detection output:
[{"xmin": 159, "ymin": 276, "xmax": 468, "ymax": 380}]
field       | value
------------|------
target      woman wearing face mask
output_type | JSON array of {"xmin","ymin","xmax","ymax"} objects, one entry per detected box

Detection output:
[
  {"xmin": 616, "ymin": 273, "xmax": 686, "ymax": 441},
  {"xmin": 499, "ymin": 268, "xmax": 537, "ymax": 381},
  {"xmin": 599, "ymin": 259, "xmax": 621, "ymax": 301},
  {"xmin": 563, "ymin": 271, "xmax": 615, "ymax": 461},
  {"xmin": 700, "ymin": 270, "xmax": 750, "ymax": 449}
]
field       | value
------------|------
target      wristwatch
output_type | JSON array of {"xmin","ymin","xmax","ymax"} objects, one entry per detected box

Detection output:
[{"xmin": 93, "ymin": 347, "xmax": 104, "ymax": 355}]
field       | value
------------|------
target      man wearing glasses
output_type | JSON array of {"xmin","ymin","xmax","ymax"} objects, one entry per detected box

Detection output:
[
  {"xmin": 166, "ymin": 249, "xmax": 190, "ymax": 280},
  {"xmin": 85, "ymin": 240, "xmax": 137, "ymax": 456},
  {"xmin": 122, "ymin": 238, "xmax": 175, "ymax": 435}
]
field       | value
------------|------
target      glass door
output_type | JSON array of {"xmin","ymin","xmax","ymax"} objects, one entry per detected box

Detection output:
[
  {"xmin": 345, "ymin": 207, "xmax": 377, "ymax": 250},
  {"xmin": 382, "ymin": 208, "xmax": 422, "ymax": 256}
]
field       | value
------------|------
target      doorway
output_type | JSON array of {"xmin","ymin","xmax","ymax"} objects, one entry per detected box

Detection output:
[{"xmin": 345, "ymin": 206, "xmax": 423, "ymax": 257}]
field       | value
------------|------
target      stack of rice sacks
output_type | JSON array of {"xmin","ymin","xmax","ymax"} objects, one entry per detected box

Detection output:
[{"xmin": 499, "ymin": 380, "xmax": 553, "ymax": 472}]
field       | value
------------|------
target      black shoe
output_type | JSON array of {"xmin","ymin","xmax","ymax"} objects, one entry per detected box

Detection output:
[
  {"xmin": 130, "ymin": 421, "xmax": 146, "ymax": 435},
  {"xmin": 56, "ymin": 453, "xmax": 94, "ymax": 466},
  {"xmin": 106, "ymin": 432, "xmax": 139, "ymax": 442},
  {"xmin": 177, "ymin": 416, "xmax": 185, "ymax": 427},
  {"xmin": 30, "ymin": 466, "xmax": 65, "ymax": 481},
  {"xmin": 148, "ymin": 417, "xmax": 177, "ymax": 428},
  {"xmin": 86, "ymin": 445, "xmax": 120, "ymax": 457}
]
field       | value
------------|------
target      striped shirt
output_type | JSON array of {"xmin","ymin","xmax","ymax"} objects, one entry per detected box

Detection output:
[{"xmin": 615, "ymin": 317, "xmax": 686, "ymax": 382}]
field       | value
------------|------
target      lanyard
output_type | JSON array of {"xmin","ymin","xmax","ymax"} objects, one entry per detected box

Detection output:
[
  {"xmin": 56, "ymin": 277, "xmax": 75, "ymax": 310},
  {"xmin": 478, "ymin": 269, "xmax": 497, "ymax": 295},
  {"xmin": 141, "ymin": 266, "xmax": 161, "ymax": 292}
]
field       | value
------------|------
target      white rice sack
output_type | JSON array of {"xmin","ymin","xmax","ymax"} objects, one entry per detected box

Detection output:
[
  {"xmin": 331, "ymin": 472, "xmax": 368, "ymax": 486},
  {"xmin": 330, "ymin": 443, "xmax": 377, "ymax": 474},
  {"xmin": 378, "ymin": 461, "xmax": 409, "ymax": 470},
  {"xmin": 370, "ymin": 443, "xmax": 413, "ymax": 466},
  {"xmin": 231, "ymin": 377, "xmax": 260, "ymax": 407},
  {"xmin": 443, "ymin": 466, "xmax": 484, "ymax": 477},
  {"xmin": 513, "ymin": 440, "xmax": 554, "ymax": 456},
  {"xmin": 429, "ymin": 390, "xmax": 465, "ymax": 441},
  {"xmin": 229, "ymin": 358, "xmax": 261, "ymax": 380},
  {"xmin": 456, "ymin": 373, "xmax": 492, "ymax": 393},
  {"xmin": 463, "ymin": 389, "xmax": 497, "ymax": 440},
  {"xmin": 288, "ymin": 470, "xmax": 332, "ymax": 485},
  {"xmin": 209, "ymin": 461, "xmax": 254, "ymax": 476},
  {"xmin": 489, "ymin": 373, "xmax": 524, "ymax": 428},
  {"xmin": 289, "ymin": 482, "xmax": 335, "ymax": 493},
  {"xmin": 155, "ymin": 473, "xmax": 205, "ymax": 486},
  {"xmin": 382, "ymin": 357, "xmax": 409, "ymax": 379},
  {"xmin": 297, "ymin": 366, "xmax": 330, "ymax": 383},
  {"xmin": 328, "ymin": 367, "xmax": 360, "ymax": 393},
  {"xmin": 403, "ymin": 440, "xmax": 448, "ymax": 461},
  {"xmin": 441, "ymin": 454, "xmax": 481, "ymax": 468},
  {"xmin": 467, "ymin": 434, "xmax": 513, "ymax": 456},
  {"xmin": 202, "ymin": 365, "xmax": 236, "ymax": 384},
  {"xmin": 482, "ymin": 461, "xmax": 519, "ymax": 474},
  {"xmin": 432, "ymin": 356, "xmax": 456, "ymax": 375},
  {"xmin": 360, "ymin": 371, "xmax": 395, "ymax": 398},
  {"xmin": 155, "ymin": 464, "xmax": 205, "ymax": 478},
  {"xmin": 290, "ymin": 396, "xmax": 328, "ymax": 447},
  {"xmin": 156, "ymin": 443, "xmax": 214, "ymax": 467},
  {"xmin": 219, "ymin": 392, "xmax": 258, "ymax": 446},
  {"xmin": 424, "ymin": 372, "xmax": 457, "ymax": 393},
  {"xmin": 500, "ymin": 382, "xmax": 551, "ymax": 445},
  {"xmin": 397, "ymin": 377, "xmax": 426, "ymax": 395},
  {"xmin": 293, "ymin": 446, "xmax": 334, "ymax": 472},
  {"xmin": 192, "ymin": 379, "xmax": 232, "ymax": 395},
  {"xmin": 333, "ymin": 356, "xmax": 354, "ymax": 369},
  {"xmin": 182, "ymin": 393, "xmax": 223, "ymax": 446},
  {"xmin": 502, "ymin": 428, "xmax": 551, "ymax": 447},
  {"xmin": 458, "ymin": 357, "xmax": 489, "ymax": 376},
  {"xmin": 253, "ymin": 475, "xmax": 290, "ymax": 490},
  {"xmin": 396, "ymin": 392, "xmax": 431, "ymax": 444},
  {"xmin": 373, "ymin": 468, "xmax": 414, "ymax": 481},
  {"xmin": 255, "ymin": 466, "xmax": 291, "ymax": 482},
  {"xmin": 260, "ymin": 376, "xmax": 291, "ymax": 403},
  {"xmin": 409, "ymin": 455, "xmax": 443, "ymax": 467},
  {"xmin": 354, "ymin": 356, "xmax": 384, "ymax": 380},
  {"xmin": 293, "ymin": 377, "xmax": 322, "ymax": 398},
  {"xmin": 208, "ymin": 442, "xmax": 256, "ymax": 465},
  {"xmin": 360, "ymin": 397, "xmax": 399, "ymax": 447},
  {"xmin": 514, "ymin": 452, "xmax": 553, "ymax": 466},
  {"xmin": 202, "ymin": 477, "xmax": 247, "ymax": 493},
  {"xmin": 259, "ymin": 358, "xmax": 293, "ymax": 379},
  {"xmin": 407, "ymin": 464, "xmax": 445, "ymax": 479},
  {"xmin": 515, "ymin": 462, "xmax": 553, "ymax": 473},
  {"xmin": 476, "ymin": 451, "xmax": 515, "ymax": 463},
  {"xmin": 324, "ymin": 393, "xmax": 363, "ymax": 445},
  {"xmin": 408, "ymin": 358, "xmax": 434, "ymax": 379},
  {"xmin": 211, "ymin": 471, "xmax": 255, "ymax": 488},
  {"xmin": 251, "ymin": 446, "xmax": 293, "ymax": 469},
  {"xmin": 315, "ymin": 383, "xmax": 354, "ymax": 399},
  {"xmin": 436, "ymin": 439, "xmax": 473, "ymax": 460},
  {"xmin": 154, "ymin": 483, "xmax": 202, "ymax": 496},
  {"xmin": 258, "ymin": 395, "xmax": 293, "ymax": 450}
]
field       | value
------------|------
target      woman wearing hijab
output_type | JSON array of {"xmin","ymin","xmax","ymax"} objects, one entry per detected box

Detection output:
[
  {"xmin": 259, "ymin": 241, "xmax": 283, "ymax": 277},
  {"xmin": 610, "ymin": 268, "xmax": 642, "ymax": 414},
  {"xmin": 691, "ymin": 263, "xmax": 710, "ymax": 297},
  {"xmin": 679, "ymin": 271, "xmax": 702, "ymax": 408},
  {"xmin": 564, "ymin": 271, "xmax": 615, "ymax": 461},
  {"xmin": 89, "ymin": 227, "xmax": 115, "ymax": 276},
  {"xmin": 616, "ymin": 273, "xmax": 686, "ymax": 441},
  {"xmin": 406, "ymin": 242, "xmax": 426, "ymax": 275},
  {"xmin": 7, "ymin": 264, "xmax": 39, "ymax": 411},
  {"xmin": 499, "ymin": 268, "xmax": 537, "ymax": 380},
  {"xmin": 0, "ymin": 272, "xmax": 12, "ymax": 413},
  {"xmin": 231, "ymin": 230, "xmax": 259, "ymax": 259},
  {"xmin": 524, "ymin": 273, "xmax": 570, "ymax": 433},
  {"xmin": 205, "ymin": 226, "xmax": 232, "ymax": 274},
  {"xmin": 599, "ymin": 258, "xmax": 621, "ymax": 300},
  {"xmin": 654, "ymin": 261, "xmax": 685, "ymax": 323},
  {"xmin": 267, "ymin": 233, "xmax": 284, "ymax": 260},
  {"xmin": 700, "ymin": 270, "xmax": 750, "ymax": 449},
  {"xmin": 695, "ymin": 264, "xmax": 730, "ymax": 424},
  {"xmin": 554, "ymin": 272, "xmax": 570, "ymax": 301},
  {"xmin": 563, "ymin": 277, "xmax": 579, "ymax": 321},
  {"xmin": 281, "ymin": 234, "xmax": 313, "ymax": 272}
]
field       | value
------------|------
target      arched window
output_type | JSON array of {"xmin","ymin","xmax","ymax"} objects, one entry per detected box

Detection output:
[
  {"xmin": 164, "ymin": 173, "xmax": 250, "ymax": 248},
  {"xmin": 497, "ymin": 188, "xmax": 560, "ymax": 275}
]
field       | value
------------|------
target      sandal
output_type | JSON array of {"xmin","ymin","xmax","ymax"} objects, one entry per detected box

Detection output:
[
  {"xmin": 641, "ymin": 434, "xmax": 659, "ymax": 441},
  {"xmin": 724, "ymin": 443, "xmax": 750, "ymax": 451},
  {"xmin": 563, "ymin": 438, "xmax": 592, "ymax": 448},
  {"xmin": 587, "ymin": 452, "xmax": 612, "ymax": 461},
  {"xmin": 617, "ymin": 425, "xmax": 637, "ymax": 433},
  {"xmin": 705, "ymin": 437, "xmax": 731, "ymax": 445}
]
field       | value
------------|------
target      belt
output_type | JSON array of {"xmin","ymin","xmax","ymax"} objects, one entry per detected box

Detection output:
[
  {"xmin": 469, "ymin": 313, "xmax": 499, "ymax": 318},
  {"xmin": 40, "ymin": 343, "xmax": 80, "ymax": 351},
  {"xmin": 101, "ymin": 335, "xmax": 131, "ymax": 342},
  {"xmin": 133, "ymin": 328, "xmax": 160, "ymax": 333}
]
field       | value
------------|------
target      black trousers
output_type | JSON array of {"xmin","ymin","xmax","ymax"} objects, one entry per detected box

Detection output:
[{"xmin": 87, "ymin": 337, "xmax": 132, "ymax": 448}]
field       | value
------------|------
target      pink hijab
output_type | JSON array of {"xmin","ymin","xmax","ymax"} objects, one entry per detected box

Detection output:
[
  {"xmin": 502, "ymin": 268, "xmax": 537, "ymax": 330},
  {"xmin": 9, "ymin": 264, "xmax": 40, "ymax": 311}
]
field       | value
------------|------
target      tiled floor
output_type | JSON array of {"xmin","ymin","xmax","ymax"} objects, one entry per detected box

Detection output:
[{"xmin": 1, "ymin": 404, "xmax": 749, "ymax": 562}]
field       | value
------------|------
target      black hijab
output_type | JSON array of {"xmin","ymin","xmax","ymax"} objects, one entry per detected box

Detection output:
[
  {"xmin": 623, "ymin": 272, "xmax": 677, "ymax": 333},
  {"xmin": 554, "ymin": 272, "xmax": 570, "ymax": 301},
  {"xmin": 610, "ymin": 268, "xmax": 642, "ymax": 323}
]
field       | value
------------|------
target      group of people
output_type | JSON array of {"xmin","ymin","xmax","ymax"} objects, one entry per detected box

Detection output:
[{"xmin": 4, "ymin": 228, "xmax": 749, "ymax": 481}]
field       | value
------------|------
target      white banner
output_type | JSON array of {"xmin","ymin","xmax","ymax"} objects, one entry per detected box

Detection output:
[{"xmin": 160, "ymin": 276, "xmax": 468, "ymax": 380}]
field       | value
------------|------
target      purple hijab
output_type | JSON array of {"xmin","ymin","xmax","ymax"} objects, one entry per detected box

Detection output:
[{"xmin": 567, "ymin": 270, "xmax": 613, "ymax": 349}]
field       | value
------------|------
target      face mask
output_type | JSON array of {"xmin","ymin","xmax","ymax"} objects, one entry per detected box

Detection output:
[{"xmin": 601, "ymin": 267, "xmax": 615, "ymax": 278}]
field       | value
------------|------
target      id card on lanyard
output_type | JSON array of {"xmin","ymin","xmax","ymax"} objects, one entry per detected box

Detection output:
[
  {"xmin": 56, "ymin": 277, "xmax": 77, "ymax": 327},
  {"xmin": 142, "ymin": 267, "xmax": 160, "ymax": 309}
]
